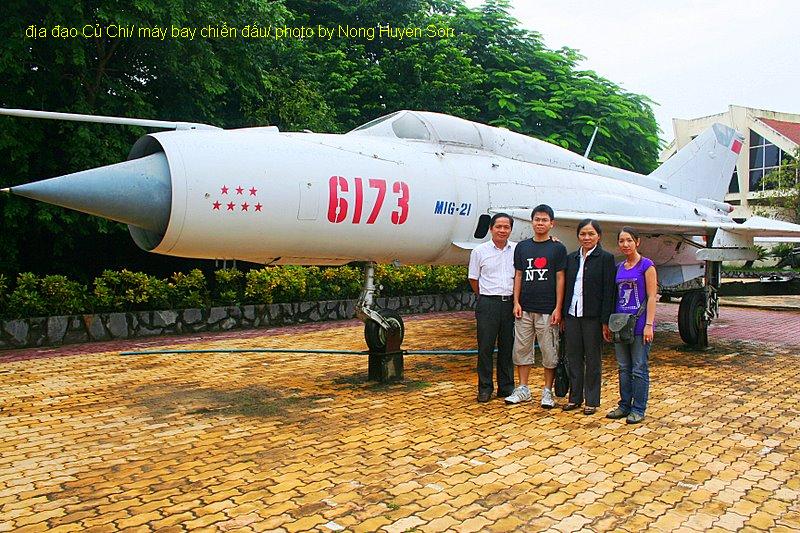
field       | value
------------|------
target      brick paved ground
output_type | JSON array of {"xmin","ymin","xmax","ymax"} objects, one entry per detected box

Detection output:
[{"xmin": 2, "ymin": 306, "xmax": 800, "ymax": 532}]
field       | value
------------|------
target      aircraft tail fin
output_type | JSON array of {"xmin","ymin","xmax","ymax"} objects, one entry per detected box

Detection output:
[{"xmin": 649, "ymin": 123, "xmax": 743, "ymax": 202}]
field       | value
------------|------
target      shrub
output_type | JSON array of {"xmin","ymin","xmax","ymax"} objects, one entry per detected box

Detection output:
[
  {"xmin": 1, "ymin": 263, "xmax": 472, "ymax": 320},
  {"xmin": 319, "ymin": 265, "xmax": 363, "ymax": 299},
  {"xmin": 93, "ymin": 269, "xmax": 171, "ymax": 311},
  {"xmin": 6, "ymin": 273, "xmax": 89, "ymax": 318},
  {"xmin": 214, "ymin": 268, "xmax": 244, "ymax": 305},
  {"xmin": 170, "ymin": 269, "xmax": 209, "ymax": 309},
  {"xmin": 771, "ymin": 243, "xmax": 796, "ymax": 260},
  {"xmin": 430, "ymin": 265, "xmax": 469, "ymax": 293},
  {"xmin": 399, "ymin": 265, "xmax": 431, "ymax": 295},
  {"xmin": 245, "ymin": 265, "xmax": 308, "ymax": 304},
  {"xmin": 304, "ymin": 266, "xmax": 323, "ymax": 301}
]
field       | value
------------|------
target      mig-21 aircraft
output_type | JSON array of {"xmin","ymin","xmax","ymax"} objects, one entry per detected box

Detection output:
[{"xmin": 4, "ymin": 107, "xmax": 800, "ymax": 350}]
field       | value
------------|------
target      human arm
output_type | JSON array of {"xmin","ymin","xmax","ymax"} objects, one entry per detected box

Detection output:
[
  {"xmin": 467, "ymin": 249, "xmax": 480, "ymax": 295},
  {"xmin": 552, "ymin": 270, "xmax": 565, "ymax": 326},
  {"xmin": 643, "ymin": 265, "xmax": 658, "ymax": 343},
  {"xmin": 469, "ymin": 278, "xmax": 479, "ymax": 294},
  {"xmin": 513, "ymin": 270, "xmax": 523, "ymax": 318}
]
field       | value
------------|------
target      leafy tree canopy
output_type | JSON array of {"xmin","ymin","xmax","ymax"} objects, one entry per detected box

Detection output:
[{"xmin": 0, "ymin": 0, "xmax": 661, "ymax": 278}]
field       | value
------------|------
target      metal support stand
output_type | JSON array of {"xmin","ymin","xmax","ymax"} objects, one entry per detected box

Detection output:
[{"xmin": 367, "ymin": 327, "xmax": 404, "ymax": 382}]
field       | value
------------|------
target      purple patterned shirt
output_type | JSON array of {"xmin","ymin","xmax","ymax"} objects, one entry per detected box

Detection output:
[{"xmin": 615, "ymin": 257, "xmax": 654, "ymax": 335}]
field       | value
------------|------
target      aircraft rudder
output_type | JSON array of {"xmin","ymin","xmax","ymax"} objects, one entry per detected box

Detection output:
[{"xmin": 650, "ymin": 123, "xmax": 743, "ymax": 202}]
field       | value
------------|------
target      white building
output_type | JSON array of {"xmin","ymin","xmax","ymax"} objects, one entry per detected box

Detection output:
[{"xmin": 660, "ymin": 105, "xmax": 799, "ymax": 219}]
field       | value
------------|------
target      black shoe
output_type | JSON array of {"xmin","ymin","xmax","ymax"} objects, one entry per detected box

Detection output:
[
  {"xmin": 606, "ymin": 407, "xmax": 630, "ymax": 419},
  {"xmin": 626, "ymin": 412, "xmax": 645, "ymax": 424},
  {"xmin": 477, "ymin": 392, "xmax": 491, "ymax": 403},
  {"xmin": 497, "ymin": 390, "xmax": 514, "ymax": 398}
]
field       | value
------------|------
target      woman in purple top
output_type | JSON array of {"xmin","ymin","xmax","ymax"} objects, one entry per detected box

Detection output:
[{"xmin": 606, "ymin": 226, "xmax": 657, "ymax": 424}]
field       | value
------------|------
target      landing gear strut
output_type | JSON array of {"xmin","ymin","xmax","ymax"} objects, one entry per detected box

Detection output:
[
  {"xmin": 357, "ymin": 262, "xmax": 405, "ymax": 381},
  {"xmin": 677, "ymin": 261, "xmax": 720, "ymax": 348}
]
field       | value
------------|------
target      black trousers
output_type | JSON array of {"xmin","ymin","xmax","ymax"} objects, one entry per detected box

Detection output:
[
  {"xmin": 564, "ymin": 315, "xmax": 603, "ymax": 406},
  {"xmin": 475, "ymin": 296, "xmax": 515, "ymax": 395}
]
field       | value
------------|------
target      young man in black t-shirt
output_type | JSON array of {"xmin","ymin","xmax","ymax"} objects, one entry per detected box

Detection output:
[{"xmin": 505, "ymin": 204, "xmax": 567, "ymax": 408}]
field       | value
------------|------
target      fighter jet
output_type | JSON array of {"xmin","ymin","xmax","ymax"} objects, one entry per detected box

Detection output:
[{"xmin": 4, "ymin": 107, "xmax": 800, "ymax": 350}]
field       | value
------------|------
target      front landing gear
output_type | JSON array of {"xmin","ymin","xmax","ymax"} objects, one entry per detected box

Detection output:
[
  {"xmin": 677, "ymin": 261, "xmax": 720, "ymax": 348},
  {"xmin": 357, "ymin": 262, "xmax": 405, "ymax": 381},
  {"xmin": 364, "ymin": 309, "xmax": 405, "ymax": 352}
]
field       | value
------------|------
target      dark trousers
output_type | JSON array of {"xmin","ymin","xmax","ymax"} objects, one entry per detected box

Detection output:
[
  {"xmin": 476, "ymin": 296, "xmax": 515, "ymax": 395},
  {"xmin": 564, "ymin": 316, "xmax": 603, "ymax": 406}
]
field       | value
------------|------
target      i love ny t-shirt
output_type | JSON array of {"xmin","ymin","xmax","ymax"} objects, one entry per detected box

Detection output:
[{"xmin": 513, "ymin": 238, "xmax": 567, "ymax": 313}]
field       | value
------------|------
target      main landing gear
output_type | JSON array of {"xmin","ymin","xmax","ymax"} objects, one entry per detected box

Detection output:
[
  {"xmin": 357, "ymin": 262, "xmax": 405, "ymax": 381},
  {"xmin": 677, "ymin": 261, "xmax": 720, "ymax": 349}
]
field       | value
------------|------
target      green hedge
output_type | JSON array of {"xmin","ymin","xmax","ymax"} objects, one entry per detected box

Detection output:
[{"xmin": 0, "ymin": 265, "xmax": 469, "ymax": 319}]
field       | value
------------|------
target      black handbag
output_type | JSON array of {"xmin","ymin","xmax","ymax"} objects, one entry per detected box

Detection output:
[
  {"xmin": 554, "ymin": 336, "xmax": 569, "ymax": 398},
  {"xmin": 608, "ymin": 297, "xmax": 647, "ymax": 344}
]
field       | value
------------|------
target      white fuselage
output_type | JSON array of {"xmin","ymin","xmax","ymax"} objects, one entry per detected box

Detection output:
[{"xmin": 135, "ymin": 127, "xmax": 726, "ymax": 283}]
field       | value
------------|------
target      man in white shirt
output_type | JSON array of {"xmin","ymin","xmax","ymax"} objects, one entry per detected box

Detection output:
[{"xmin": 468, "ymin": 213, "xmax": 516, "ymax": 402}]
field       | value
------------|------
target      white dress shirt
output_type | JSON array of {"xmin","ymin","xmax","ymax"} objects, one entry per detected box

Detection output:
[
  {"xmin": 568, "ymin": 245, "xmax": 596, "ymax": 317},
  {"xmin": 468, "ymin": 239, "xmax": 516, "ymax": 296}
]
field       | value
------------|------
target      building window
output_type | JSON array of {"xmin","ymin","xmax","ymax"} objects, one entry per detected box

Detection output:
[{"xmin": 748, "ymin": 130, "xmax": 791, "ymax": 191}]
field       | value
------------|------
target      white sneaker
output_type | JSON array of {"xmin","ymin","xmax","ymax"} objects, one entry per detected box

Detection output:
[
  {"xmin": 541, "ymin": 387, "xmax": 555, "ymax": 409},
  {"xmin": 504, "ymin": 386, "xmax": 531, "ymax": 404}
]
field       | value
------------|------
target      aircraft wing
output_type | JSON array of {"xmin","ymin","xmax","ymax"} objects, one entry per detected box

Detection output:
[
  {"xmin": 733, "ymin": 216, "xmax": 800, "ymax": 237},
  {"xmin": 499, "ymin": 209, "xmax": 800, "ymax": 239},
  {"xmin": 0, "ymin": 108, "xmax": 219, "ymax": 130}
]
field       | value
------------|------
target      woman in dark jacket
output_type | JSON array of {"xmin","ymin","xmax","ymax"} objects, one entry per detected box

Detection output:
[{"xmin": 562, "ymin": 219, "xmax": 616, "ymax": 414}]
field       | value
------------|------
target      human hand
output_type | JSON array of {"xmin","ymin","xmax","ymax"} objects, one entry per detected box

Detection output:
[
  {"xmin": 513, "ymin": 303, "xmax": 522, "ymax": 319},
  {"xmin": 643, "ymin": 324, "xmax": 654, "ymax": 344}
]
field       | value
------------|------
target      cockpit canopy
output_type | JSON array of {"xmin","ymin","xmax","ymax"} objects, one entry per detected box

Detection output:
[{"xmin": 347, "ymin": 110, "xmax": 589, "ymax": 170}]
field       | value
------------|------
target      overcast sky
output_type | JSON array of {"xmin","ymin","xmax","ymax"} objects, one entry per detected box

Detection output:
[{"xmin": 464, "ymin": 0, "xmax": 800, "ymax": 142}]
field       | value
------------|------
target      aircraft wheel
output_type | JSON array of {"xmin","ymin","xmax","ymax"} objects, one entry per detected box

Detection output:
[
  {"xmin": 364, "ymin": 310, "xmax": 405, "ymax": 351},
  {"xmin": 678, "ymin": 291, "xmax": 706, "ymax": 346}
]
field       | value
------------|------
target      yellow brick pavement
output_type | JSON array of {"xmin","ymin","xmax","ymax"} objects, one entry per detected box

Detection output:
[{"xmin": 1, "ymin": 316, "xmax": 799, "ymax": 531}]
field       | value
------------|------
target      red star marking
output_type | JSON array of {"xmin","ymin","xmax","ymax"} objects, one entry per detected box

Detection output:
[
  {"xmin": 221, "ymin": 185, "xmax": 229, "ymax": 195},
  {"xmin": 249, "ymin": 187, "xmax": 258, "ymax": 196},
  {"xmin": 241, "ymin": 202, "xmax": 249, "ymax": 211},
  {"xmin": 212, "ymin": 201, "xmax": 221, "ymax": 210},
  {"xmin": 227, "ymin": 202, "xmax": 235, "ymax": 211},
  {"xmin": 254, "ymin": 203, "xmax": 263, "ymax": 212},
  {"xmin": 235, "ymin": 186, "xmax": 244, "ymax": 195}
]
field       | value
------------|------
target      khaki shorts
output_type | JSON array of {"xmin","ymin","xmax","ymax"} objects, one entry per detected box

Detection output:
[{"xmin": 513, "ymin": 311, "xmax": 559, "ymax": 368}]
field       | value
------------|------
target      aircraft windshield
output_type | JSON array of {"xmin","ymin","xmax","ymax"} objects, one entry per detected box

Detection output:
[
  {"xmin": 391, "ymin": 113, "xmax": 430, "ymax": 140},
  {"xmin": 350, "ymin": 111, "xmax": 401, "ymax": 132}
]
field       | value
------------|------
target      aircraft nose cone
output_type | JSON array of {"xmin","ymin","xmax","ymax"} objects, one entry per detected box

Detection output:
[{"xmin": 6, "ymin": 152, "xmax": 171, "ymax": 234}]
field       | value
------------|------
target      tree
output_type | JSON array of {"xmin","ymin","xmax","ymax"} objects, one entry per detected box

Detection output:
[
  {"xmin": 0, "ymin": 0, "xmax": 315, "ymax": 278},
  {"xmin": 1, "ymin": 0, "xmax": 662, "ymax": 279}
]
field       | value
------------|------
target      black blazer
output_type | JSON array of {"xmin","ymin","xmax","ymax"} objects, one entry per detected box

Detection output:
[{"xmin": 563, "ymin": 245, "xmax": 616, "ymax": 323}]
